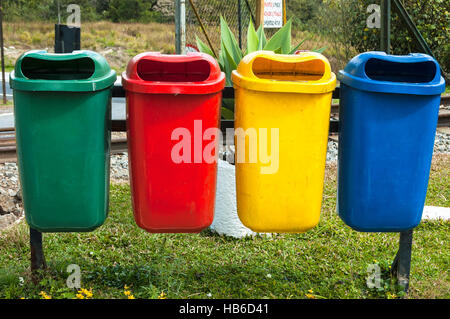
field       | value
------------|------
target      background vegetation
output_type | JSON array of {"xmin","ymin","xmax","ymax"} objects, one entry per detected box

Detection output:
[
  {"xmin": 3, "ymin": 0, "xmax": 448, "ymax": 76},
  {"xmin": 3, "ymin": 0, "xmax": 173, "ymax": 23},
  {"xmin": 312, "ymin": 0, "xmax": 450, "ymax": 77}
]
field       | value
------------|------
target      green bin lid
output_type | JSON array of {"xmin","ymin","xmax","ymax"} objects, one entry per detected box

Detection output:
[{"xmin": 10, "ymin": 50, "xmax": 116, "ymax": 92}]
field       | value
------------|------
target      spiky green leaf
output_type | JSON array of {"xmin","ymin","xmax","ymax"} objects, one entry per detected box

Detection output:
[
  {"xmin": 195, "ymin": 35, "xmax": 215, "ymax": 58},
  {"xmin": 220, "ymin": 15, "xmax": 242, "ymax": 65},
  {"xmin": 289, "ymin": 38, "xmax": 308, "ymax": 54},
  {"xmin": 263, "ymin": 19, "xmax": 292, "ymax": 54},
  {"xmin": 313, "ymin": 46, "xmax": 327, "ymax": 54},
  {"xmin": 256, "ymin": 25, "xmax": 267, "ymax": 50},
  {"xmin": 221, "ymin": 106, "xmax": 235, "ymax": 120},
  {"xmin": 246, "ymin": 19, "xmax": 259, "ymax": 54}
]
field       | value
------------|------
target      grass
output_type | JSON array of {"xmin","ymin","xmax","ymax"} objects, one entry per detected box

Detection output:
[
  {"xmin": 0, "ymin": 155, "xmax": 448, "ymax": 299},
  {"xmin": 2, "ymin": 20, "xmax": 354, "ymax": 74},
  {"xmin": 3, "ymin": 21, "xmax": 175, "ymax": 73}
]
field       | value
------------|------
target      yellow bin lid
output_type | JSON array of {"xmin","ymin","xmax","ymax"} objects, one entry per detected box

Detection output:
[{"xmin": 232, "ymin": 51, "xmax": 336, "ymax": 94}]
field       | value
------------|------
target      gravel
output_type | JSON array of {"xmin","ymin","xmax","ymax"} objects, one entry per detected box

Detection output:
[
  {"xmin": 110, "ymin": 153, "xmax": 129, "ymax": 182},
  {"xmin": 434, "ymin": 131, "xmax": 450, "ymax": 155},
  {"xmin": 326, "ymin": 140, "xmax": 339, "ymax": 162},
  {"xmin": 0, "ymin": 162, "xmax": 23, "ymax": 231}
]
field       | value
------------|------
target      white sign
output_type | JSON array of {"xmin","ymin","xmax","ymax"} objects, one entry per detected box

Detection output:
[{"xmin": 264, "ymin": 0, "xmax": 283, "ymax": 29}]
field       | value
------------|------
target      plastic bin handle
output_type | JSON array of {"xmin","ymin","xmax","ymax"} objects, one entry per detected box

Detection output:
[
  {"xmin": 345, "ymin": 51, "xmax": 441, "ymax": 83},
  {"xmin": 14, "ymin": 50, "xmax": 113, "ymax": 82},
  {"xmin": 125, "ymin": 51, "xmax": 222, "ymax": 83},
  {"xmin": 238, "ymin": 50, "xmax": 333, "ymax": 83}
]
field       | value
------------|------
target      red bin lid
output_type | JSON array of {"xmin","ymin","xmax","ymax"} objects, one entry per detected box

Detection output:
[{"xmin": 122, "ymin": 52, "xmax": 225, "ymax": 94}]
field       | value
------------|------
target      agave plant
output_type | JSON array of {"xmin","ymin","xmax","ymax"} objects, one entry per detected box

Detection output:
[
  {"xmin": 196, "ymin": 16, "xmax": 325, "ymax": 87},
  {"xmin": 196, "ymin": 17, "xmax": 325, "ymax": 118}
]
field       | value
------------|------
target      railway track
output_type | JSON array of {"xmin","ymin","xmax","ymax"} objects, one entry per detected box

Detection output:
[
  {"xmin": 1, "ymin": 95, "xmax": 449, "ymax": 163},
  {"xmin": 0, "ymin": 131, "xmax": 128, "ymax": 163}
]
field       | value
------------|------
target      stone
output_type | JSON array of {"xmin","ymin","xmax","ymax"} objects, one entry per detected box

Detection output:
[
  {"xmin": 0, "ymin": 194, "xmax": 16, "ymax": 214},
  {"xmin": 0, "ymin": 213, "xmax": 17, "ymax": 229},
  {"xmin": 15, "ymin": 189, "xmax": 22, "ymax": 201}
]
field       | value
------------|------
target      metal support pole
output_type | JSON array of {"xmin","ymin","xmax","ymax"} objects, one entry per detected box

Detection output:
[
  {"xmin": 238, "ymin": 0, "xmax": 242, "ymax": 50},
  {"xmin": 380, "ymin": 0, "xmax": 391, "ymax": 54},
  {"xmin": 244, "ymin": 0, "xmax": 256, "ymax": 26},
  {"xmin": 175, "ymin": 0, "xmax": 186, "ymax": 54},
  {"xmin": 391, "ymin": 0, "xmax": 434, "ymax": 58},
  {"xmin": 0, "ymin": 0, "xmax": 7, "ymax": 105},
  {"xmin": 391, "ymin": 230, "xmax": 413, "ymax": 293},
  {"xmin": 188, "ymin": 0, "xmax": 216, "ymax": 57},
  {"xmin": 30, "ymin": 227, "xmax": 46, "ymax": 282},
  {"xmin": 57, "ymin": 0, "xmax": 61, "ymax": 24}
]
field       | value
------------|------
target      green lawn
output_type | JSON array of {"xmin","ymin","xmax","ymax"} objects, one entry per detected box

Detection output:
[{"xmin": 0, "ymin": 156, "xmax": 448, "ymax": 299}]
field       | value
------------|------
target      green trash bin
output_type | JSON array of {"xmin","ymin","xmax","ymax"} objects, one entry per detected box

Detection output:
[{"xmin": 10, "ymin": 50, "xmax": 116, "ymax": 232}]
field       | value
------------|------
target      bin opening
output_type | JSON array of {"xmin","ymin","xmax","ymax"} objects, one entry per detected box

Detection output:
[
  {"xmin": 365, "ymin": 58, "xmax": 436, "ymax": 83},
  {"xmin": 21, "ymin": 57, "xmax": 95, "ymax": 80},
  {"xmin": 252, "ymin": 57, "xmax": 325, "ymax": 81},
  {"xmin": 136, "ymin": 59, "xmax": 211, "ymax": 82}
]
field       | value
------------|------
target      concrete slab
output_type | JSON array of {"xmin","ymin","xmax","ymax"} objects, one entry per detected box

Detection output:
[{"xmin": 422, "ymin": 206, "xmax": 450, "ymax": 221}]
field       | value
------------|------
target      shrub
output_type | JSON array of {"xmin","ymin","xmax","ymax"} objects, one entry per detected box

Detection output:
[{"xmin": 316, "ymin": 0, "xmax": 449, "ymax": 76}]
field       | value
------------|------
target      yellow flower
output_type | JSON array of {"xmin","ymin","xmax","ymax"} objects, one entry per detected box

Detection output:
[
  {"xmin": 124, "ymin": 290, "xmax": 131, "ymax": 296},
  {"xmin": 305, "ymin": 293, "xmax": 315, "ymax": 299},
  {"xmin": 39, "ymin": 291, "xmax": 51, "ymax": 299},
  {"xmin": 128, "ymin": 295, "xmax": 136, "ymax": 299},
  {"xmin": 75, "ymin": 288, "xmax": 93, "ymax": 299},
  {"xmin": 84, "ymin": 289, "xmax": 93, "ymax": 299},
  {"xmin": 364, "ymin": 28, "xmax": 369, "ymax": 32},
  {"xmin": 386, "ymin": 292, "xmax": 398, "ymax": 299},
  {"xmin": 158, "ymin": 291, "xmax": 167, "ymax": 299},
  {"xmin": 124, "ymin": 285, "xmax": 130, "ymax": 290},
  {"xmin": 308, "ymin": 289, "xmax": 313, "ymax": 294}
]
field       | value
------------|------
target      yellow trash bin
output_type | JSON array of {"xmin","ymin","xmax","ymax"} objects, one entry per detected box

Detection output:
[{"xmin": 232, "ymin": 51, "xmax": 336, "ymax": 233}]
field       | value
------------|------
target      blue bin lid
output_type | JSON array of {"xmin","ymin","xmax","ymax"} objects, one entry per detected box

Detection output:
[{"xmin": 338, "ymin": 52, "xmax": 445, "ymax": 95}]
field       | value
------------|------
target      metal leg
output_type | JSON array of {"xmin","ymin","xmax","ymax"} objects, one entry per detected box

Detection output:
[
  {"xmin": 30, "ymin": 227, "xmax": 46, "ymax": 283},
  {"xmin": 391, "ymin": 229, "xmax": 413, "ymax": 293}
]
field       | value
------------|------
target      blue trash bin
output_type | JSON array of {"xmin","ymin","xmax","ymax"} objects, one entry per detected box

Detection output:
[{"xmin": 337, "ymin": 52, "xmax": 445, "ymax": 232}]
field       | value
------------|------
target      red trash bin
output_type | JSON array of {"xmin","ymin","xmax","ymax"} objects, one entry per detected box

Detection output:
[{"xmin": 122, "ymin": 52, "xmax": 226, "ymax": 233}]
